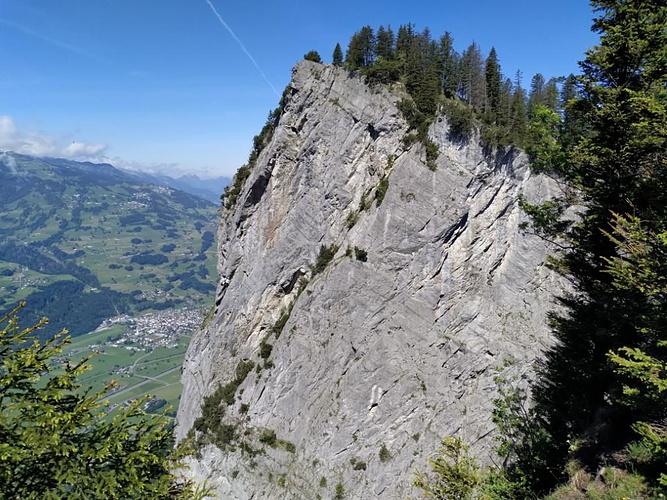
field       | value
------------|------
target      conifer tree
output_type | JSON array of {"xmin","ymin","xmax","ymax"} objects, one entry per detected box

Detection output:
[
  {"xmin": 0, "ymin": 303, "xmax": 207, "ymax": 499},
  {"xmin": 543, "ymin": 77, "xmax": 560, "ymax": 111},
  {"xmin": 459, "ymin": 42, "xmax": 486, "ymax": 113},
  {"xmin": 395, "ymin": 23, "xmax": 416, "ymax": 61},
  {"xmin": 525, "ymin": 0, "xmax": 667, "ymax": 491},
  {"xmin": 332, "ymin": 43, "xmax": 343, "ymax": 66},
  {"xmin": 375, "ymin": 25, "xmax": 395, "ymax": 60},
  {"xmin": 527, "ymin": 73, "xmax": 546, "ymax": 118},
  {"xmin": 484, "ymin": 47, "xmax": 502, "ymax": 120},
  {"xmin": 303, "ymin": 50, "xmax": 321, "ymax": 63},
  {"xmin": 438, "ymin": 32, "xmax": 460, "ymax": 98},
  {"xmin": 345, "ymin": 26, "xmax": 375, "ymax": 69}
]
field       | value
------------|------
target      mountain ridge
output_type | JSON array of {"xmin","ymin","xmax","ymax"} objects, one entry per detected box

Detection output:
[{"xmin": 176, "ymin": 61, "xmax": 568, "ymax": 499}]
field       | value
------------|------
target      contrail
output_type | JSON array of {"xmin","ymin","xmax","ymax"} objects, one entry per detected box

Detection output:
[{"xmin": 204, "ymin": 0, "xmax": 280, "ymax": 97}]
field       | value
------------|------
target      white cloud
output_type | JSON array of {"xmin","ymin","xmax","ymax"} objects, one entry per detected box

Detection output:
[
  {"xmin": 63, "ymin": 141, "xmax": 107, "ymax": 158},
  {"xmin": 0, "ymin": 116, "xmax": 228, "ymax": 179},
  {"xmin": 0, "ymin": 151, "xmax": 19, "ymax": 174},
  {"xmin": 0, "ymin": 115, "xmax": 108, "ymax": 161}
]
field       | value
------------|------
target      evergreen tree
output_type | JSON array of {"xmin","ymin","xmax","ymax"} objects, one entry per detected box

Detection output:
[
  {"xmin": 0, "ymin": 303, "xmax": 207, "ymax": 499},
  {"xmin": 558, "ymin": 73, "xmax": 591, "ymax": 149},
  {"xmin": 498, "ymin": 77, "xmax": 513, "ymax": 129},
  {"xmin": 345, "ymin": 26, "xmax": 375, "ymax": 69},
  {"xmin": 364, "ymin": 25, "xmax": 400, "ymax": 85},
  {"xmin": 303, "ymin": 50, "xmax": 321, "ymax": 63},
  {"xmin": 527, "ymin": 73, "xmax": 546, "ymax": 118},
  {"xmin": 459, "ymin": 42, "xmax": 486, "ymax": 113},
  {"xmin": 524, "ymin": 0, "xmax": 667, "ymax": 492},
  {"xmin": 332, "ymin": 43, "xmax": 343, "ymax": 66},
  {"xmin": 484, "ymin": 47, "xmax": 502, "ymax": 119},
  {"xmin": 543, "ymin": 77, "xmax": 560, "ymax": 111},
  {"xmin": 375, "ymin": 25, "xmax": 395, "ymax": 60},
  {"xmin": 438, "ymin": 32, "xmax": 460, "ymax": 98},
  {"xmin": 395, "ymin": 23, "xmax": 416, "ymax": 61},
  {"xmin": 508, "ymin": 73, "xmax": 529, "ymax": 149}
]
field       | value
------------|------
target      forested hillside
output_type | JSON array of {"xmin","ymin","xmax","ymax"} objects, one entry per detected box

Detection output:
[{"xmin": 0, "ymin": 152, "xmax": 219, "ymax": 338}]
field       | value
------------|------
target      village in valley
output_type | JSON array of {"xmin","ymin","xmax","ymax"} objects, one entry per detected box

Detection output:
[
  {"xmin": 97, "ymin": 308, "xmax": 204, "ymax": 349},
  {"xmin": 56, "ymin": 307, "xmax": 207, "ymax": 416}
]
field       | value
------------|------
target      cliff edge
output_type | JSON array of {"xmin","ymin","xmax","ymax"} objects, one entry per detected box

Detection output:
[{"xmin": 176, "ymin": 61, "xmax": 565, "ymax": 499}]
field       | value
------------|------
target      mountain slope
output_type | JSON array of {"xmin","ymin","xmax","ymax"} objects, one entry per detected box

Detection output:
[
  {"xmin": 0, "ymin": 152, "xmax": 219, "ymax": 338},
  {"xmin": 176, "ymin": 61, "xmax": 567, "ymax": 499}
]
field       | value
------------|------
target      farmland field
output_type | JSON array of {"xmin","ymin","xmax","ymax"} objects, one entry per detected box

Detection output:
[{"xmin": 59, "ymin": 316, "xmax": 198, "ymax": 419}]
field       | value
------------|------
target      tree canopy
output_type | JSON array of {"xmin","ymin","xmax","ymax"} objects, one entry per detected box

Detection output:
[
  {"xmin": 0, "ymin": 303, "xmax": 206, "ymax": 499},
  {"xmin": 414, "ymin": 0, "xmax": 667, "ymax": 496},
  {"xmin": 512, "ymin": 0, "xmax": 667, "ymax": 494}
]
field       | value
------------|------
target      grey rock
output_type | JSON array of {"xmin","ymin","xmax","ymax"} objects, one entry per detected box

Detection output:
[{"xmin": 176, "ymin": 61, "xmax": 566, "ymax": 499}]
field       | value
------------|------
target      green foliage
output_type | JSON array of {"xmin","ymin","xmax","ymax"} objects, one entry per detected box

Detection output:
[
  {"xmin": 258, "ymin": 428, "xmax": 277, "ymax": 446},
  {"xmin": 0, "ymin": 303, "xmax": 206, "ymax": 499},
  {"xmin": 514, "ymin": 0, "xmax": 667, "ymax": 494},
  {"xmin": 424, "ymin": 138, "xmax": 439, "ymax": 170},
  {"xmin": 248, "ymin": 103, "xmax": 284, "ymax": 169},
  {"xmin": 490, "ymin": 364, "xmax": 554, "ymax": 497},
  {"xmin": 332, "ymin": 43, "xmax": 343, "ymax": 66},
  {"xmin": 222, "ymin": 165, "xmax": 251, "ymax": 210},
  {"xmin": 351, "ymin": 459, "xmax": 367, "ymax": 471},
  {"xmin": 235, "ymin": 360, "xmax": 255, "ymax": 383},
  {"xmin": 354, "ymin": 247, "xmax": 368, "ymax": 262},
  {"xmin": 193, "ymin": 359, "xmax": 255, "ymax": 449},
  {"xmin": 334, "ymin": 482, "xmax": 345, "ymax": 499},
  {"xmin": 259, "ymin": 335, "xmax": 273, "ymax": 359},
  {"xmin": 379, "ymin": 443, "xmax": 392, "ymax": 463},
  {"xmin": 311, "ymin": 244, "xmax": 339, "ymax": 276},
  {"xmin": 375, "ymin": 176, "xmax": 389, "ymax": 206},
  {"xmin": 338, "ymin": 23, "xmax": 572, "ymax": 151},
  {"xmin": 303, "ymin": 50, "xmax": 322, "ymax": 63},
  {"xmin": 525, "ymin": 105, "xmax": 567, "ymax": 173},
  {"xmin": 272, "ymin": 308, "xmax": 291, "ymax": 338},
  {"xmin": 518, "ymin": 197, "xmax": 570, "ymax": 239},
  {"xmin": 345, "ymin": 211, "xmax": 359, "ymax": 229},
  {"xmin": 278, "ymin": 439, "xmax": 296, "ymax": 453},
  {"xmin": 413, "ymin": 436, "xmax": 482, "ymax": 500},
  {"xmin": 345, "ymin": 26, "xmax": 375, "ymax": 70},
  {"xmin": 543, "ymin": 464, "xmax": 651, "ymax": 500},
  {"xmin": 441, "ymin": 99, "xmax": 475, "ymax": 138},
  {"xmin": 396, "ymin": 98, "xmax": 440, "ymax": 167},
  {"xmin": 600, "ymin": 213, "xmax": 667, "ymax": 487},
  {"xmin": 222, "ymin": 86, "xmax": 291, "ymax": 211}
]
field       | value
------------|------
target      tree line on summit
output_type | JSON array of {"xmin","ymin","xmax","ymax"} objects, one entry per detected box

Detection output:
[
  {"xmin": 322, "ymin": 23, "xmax": 572, "ymax": 151},
  {"xmin": 225, "ymin": 23, "xmax": 571, "ymax": 207}
]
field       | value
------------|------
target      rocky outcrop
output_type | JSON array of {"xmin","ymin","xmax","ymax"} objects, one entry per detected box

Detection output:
[{"xmin": 176, "ymin": 61, "xmax": 566, "ymax": 499}]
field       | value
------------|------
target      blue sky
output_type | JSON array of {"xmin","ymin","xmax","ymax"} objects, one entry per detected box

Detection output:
[{"xmin": 0, "ymin": 1, "xmax": 598, "ymax": 178}]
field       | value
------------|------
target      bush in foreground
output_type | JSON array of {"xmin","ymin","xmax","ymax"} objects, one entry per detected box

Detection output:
[{"xmin": 0, "ymin": 302, "xmax": 207, "ymax": 499}]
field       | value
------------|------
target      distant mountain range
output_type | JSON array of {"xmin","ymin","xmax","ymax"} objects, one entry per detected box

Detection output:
[
  {"xmin": 124, "ymin": 171, "xmax": 230, "ymax": 204},
  {"xmin": 0, "ymin": 151, "xmax": 220, "ymax": 339}
]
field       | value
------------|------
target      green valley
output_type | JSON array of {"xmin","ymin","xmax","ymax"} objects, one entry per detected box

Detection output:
[
  {"xmin": 54, "ymin": 308, "xmax": 203, "ymax": 417},
  {"xmin": 0, "ymin": 152, "xmax": 220, "ymax": 340}
]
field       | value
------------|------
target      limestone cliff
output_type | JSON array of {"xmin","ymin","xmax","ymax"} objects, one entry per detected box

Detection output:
[{"xmin": 176, "ymin": 61, "xmax": 565, "ymax": 499}]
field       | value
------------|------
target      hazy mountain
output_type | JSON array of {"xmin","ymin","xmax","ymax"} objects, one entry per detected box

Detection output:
[
  {"xmin": 122, "ymin": 170, "xmax": 230, "ymax": 204},
  {"xmin": 0, "ymin": 151, "xmax": 219, "ymax": 339}
]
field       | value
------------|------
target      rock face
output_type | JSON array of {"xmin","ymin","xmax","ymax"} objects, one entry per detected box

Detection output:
[{"xmin": 177, "ymin": 61, "xmax": 565, "ymax": 499}]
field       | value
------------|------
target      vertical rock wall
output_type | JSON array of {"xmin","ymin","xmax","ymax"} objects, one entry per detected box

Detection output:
[{"xmin": 177, "ymin": 61, "xmax": 565, "ymax": 499}]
